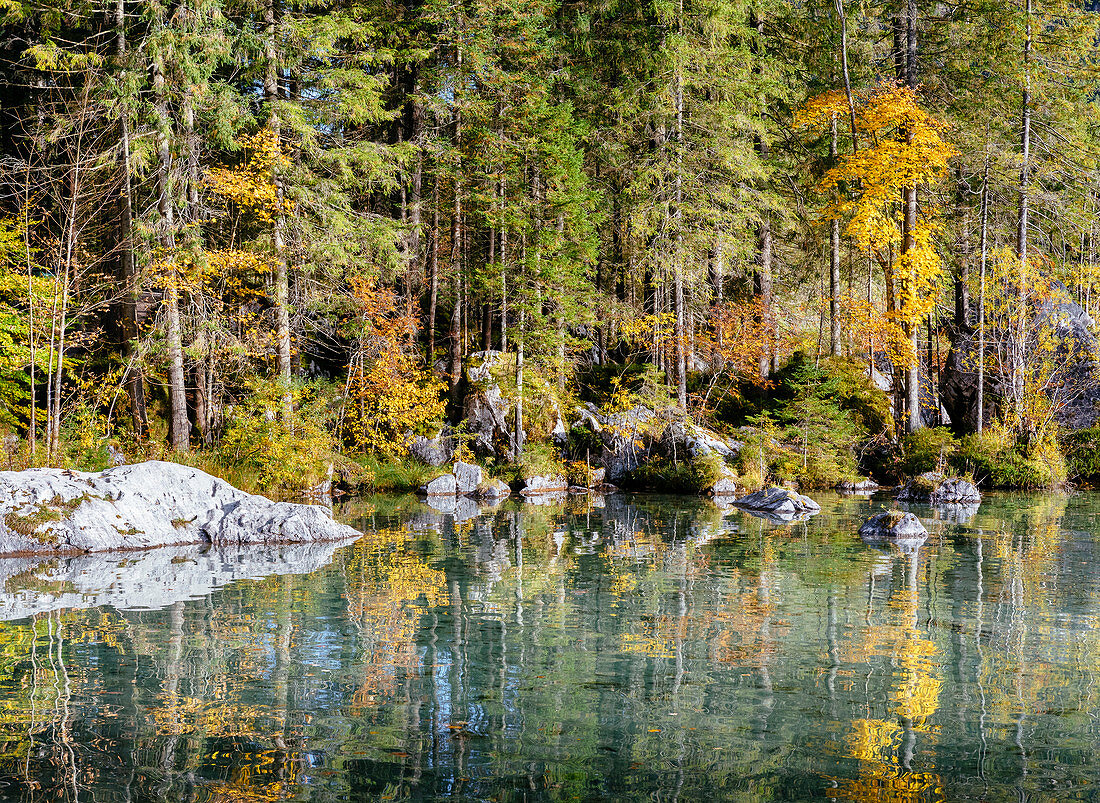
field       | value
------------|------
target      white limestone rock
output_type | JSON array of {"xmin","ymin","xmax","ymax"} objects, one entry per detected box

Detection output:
[{"xmin": 0, "ymin": 461, "xmax": 359, "ymax": 556}]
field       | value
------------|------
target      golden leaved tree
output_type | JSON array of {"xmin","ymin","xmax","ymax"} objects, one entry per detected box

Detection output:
[{"xmin": 799, "ymin": 83, "xmax": 955, "ymax": 429}]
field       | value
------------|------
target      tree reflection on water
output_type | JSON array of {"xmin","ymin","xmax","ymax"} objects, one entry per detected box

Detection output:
[{"xmin": 0, "ymin": 491, "xmax": 1094, "ymax": 801}]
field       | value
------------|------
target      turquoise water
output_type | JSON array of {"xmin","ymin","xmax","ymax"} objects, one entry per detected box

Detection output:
[{"xmin": 0, "ymin": 491, "xmax": 1096, "ymax": 801}]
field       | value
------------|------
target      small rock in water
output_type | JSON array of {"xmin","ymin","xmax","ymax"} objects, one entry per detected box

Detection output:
[
  {"xmin": 930, "ymin": 477, "xmax": 981, "ymax": 505},
  {"xmin": 420, "ymin": 473, "xmax": 457, "ymax": 497},
  {"xmin": 836, "ymin": 477, "xmax": 878, "ymax": 493},
  {"xmin": 733, "ymin": 487, "xmax": 821, "ymax": 515},
  {"xmin": 475, "ymin": 478, "xmax": 511, "ymax": 500},
  {"xmin": 859, "ymin": 510, "xmax": 928, "ymax": 539},
  {"xmin": 521, "ymin": 475, "xmax": 569, "ymax": 495}
]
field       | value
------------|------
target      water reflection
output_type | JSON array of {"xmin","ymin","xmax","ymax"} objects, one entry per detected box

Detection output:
[{"xmin": 0, "ymin": 493, "xmax": 1095, "ymax": 801}]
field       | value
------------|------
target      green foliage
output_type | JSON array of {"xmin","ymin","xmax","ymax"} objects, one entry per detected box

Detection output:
[
  {"xmin": 953, "ymin": 429, "xmax": 1066, "ymax": 490},
  {"xmin": 625, "ymin": 451, "xmax": 725, "ymax": 494},
  {"xmin": 901, "ymin": 427, "xmax": 958, "ymax": 477},
  {"xmin": 745, "ymin": 356, "xmax": 862, "ymax": 489},
  {"xmin": 219, "ymin": 380, "xmax": 346, "ymax": 495},
  {"xmin": 1064, "ymin": 427, "xmax": 1100, "ymax": 484},
  {"xmin": 492, "ymin": 442, "xmax": 566, "ymax": 486},
  {"xmin": 355, "ymin": 455, "xmax": 444, "ymax": 494},
  {"xmin": 58, "ymin": 402, "xmax": 110, "ymax": 472}
]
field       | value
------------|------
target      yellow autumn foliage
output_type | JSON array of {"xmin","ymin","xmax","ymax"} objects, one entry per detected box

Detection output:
[{"xmin": 799, "ymin": 82, "xmax": 956, "ymax": 367}]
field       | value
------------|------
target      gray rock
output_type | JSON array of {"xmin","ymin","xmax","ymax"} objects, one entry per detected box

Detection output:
[
  {"xmin": 475, "ymin": 478, "xmax": 511, "ymax": 500},
  {"xmin": 930, "ymin": 477, "xmax": 981, "ymax": 505},
  {"xmin": 453, "ymin": 461, "xmax": 483, "ymax": 494},
  {"xmin": 942, "ymin": 284, "xmax": 1100, "ymax": 430},
  {"xmin": 896, "ymin": 472, "xmax": 947, "ymax": 502},
  {"xmin": 859, "ymin": 510, "xmax": 928, "ymax": 539},
  {"xmin": 107, "ymin": 443, "xmax": 126, "ymax": 466},
  {"xmin": 0, "ymin": 461, "xmax": 359, "ymax": 556},
  {"xmin": 836, "ymin": 477, "xmax": 879, "ymax": 494},
  {"xmin": 707, "ymin": 464, "xmax": 740, "ymax": 497},
  {"xmin": 408, "ymin": 429, "xmax": 454, "ymax": 467},
  {"xmin": 733, "ymin": 487, "xmax": 821, "ymax": 516},
  {"xmin": 466, "ymin": 350, "xmax": 506, "ymax": 385},
  {"xmin": 461, "ymin": 352, "xmax": 517, "ymax": 458},
  {"xmin": 570, "ymin": 403, "xmax": 655, "ymax": 483},
  {"xmin": 464, "ymin": 382, "xmax": 512, "ymax": 456},
  {"xmin": 661, "ymin": 421, "xmax": 736, "ymax": 462},
  {"xmin": 420, "ymin": 473, "xmax": 457, "ymax": 496},
  {"xmin": 521, "ymin": 475, "xmax": 569, "ymax": 495}
]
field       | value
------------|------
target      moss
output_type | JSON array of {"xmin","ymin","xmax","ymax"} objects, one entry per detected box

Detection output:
[
  {"xmin": 4, "ymin": 506, "xmax": 63, "ymax": 537},
  {"xmin": 171, "ymin": 516, "xmax": 197, "ymax": 529},
  {"xmin": 2, "ymin": 492, "xmax": 105, "ymax": 543}
]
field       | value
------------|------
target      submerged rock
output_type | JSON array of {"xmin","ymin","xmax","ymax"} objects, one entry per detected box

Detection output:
[
  {"xmin": 732, "ymin": 487, "xmax": 821, "ymax": 522},
  {"xmin": 0, "ymin": 461, "xmax": 360, "ymax": 556},
  {"xmin": 859, "ymin": 510, "xmax": 928, "ymax": 540}
]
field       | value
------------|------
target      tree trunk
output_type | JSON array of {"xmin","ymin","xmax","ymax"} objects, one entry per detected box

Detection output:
[
  {"xmin": 673, "ymin": 0, "xmax": 687, "ymax": 409},
  {"xmin": 755, "ymin": 219, "xmax": 773, "ymax": 379},
  {"xmin": 428, "ymin": 171, "xmax": 440, "ymax": 359},
  {"xmin": 115, "ymin": 0, "xmax": 148, "ymax": 441},
  {"xmin": 978, "ymin": 155, "xmax": 989, "ymax": 434},
  {"xmin": 265, "ymin": 0, "xmax": 293, "ymax": 421},
  {"xmin": 514, "ymin": 308, "xmax": 525, "ymax": 460},
  {"xmin": 1014, "ymin": 0, "xmax": 1032, "ymax": 411},
  {"xmin": 830, "ymin": 114, "xmax": 841, "ymax": 355},
  {"xmin": 152, "ymin": 49, "xmax": 189, "ymax": 452}
]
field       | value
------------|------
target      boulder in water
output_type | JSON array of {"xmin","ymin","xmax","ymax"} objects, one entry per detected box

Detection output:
[
  {"xmin": 732, "ymin": 487, "xmax": 821, "ymax": 522},
  {"xmin": 897, "ymin": 472, "xmax": 981, "ymax": 506},
  {"xmin": 859, "ymin": 510, "xmax": 928, "ymax": 540},
  {"xmin": 521, "ymin": 475, "xmax": 569, "ymax": 495},
  {"xmin": 0, "ymin": 461, "xmax": 359, "ymax": 556}
]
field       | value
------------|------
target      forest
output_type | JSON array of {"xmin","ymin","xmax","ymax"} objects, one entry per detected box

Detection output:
[{"xmin": 1, "ymin": 0, "xmax": 1100, "ymax": 494}]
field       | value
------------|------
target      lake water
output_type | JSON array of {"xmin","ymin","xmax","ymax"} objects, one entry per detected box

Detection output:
[{"xmin": 0, "ymin": 491, "xmax": 1097, "ymax": 801}]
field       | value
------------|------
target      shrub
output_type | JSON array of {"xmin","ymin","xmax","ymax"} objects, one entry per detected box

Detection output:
[
  {"xmin": 901, "ymin": 427, "xmax": 958, "ymax": 477},
  {"xmin": 952, "ymin": 428, "xmax": 1066, "ymax": 489},
  {"xmin": 219, "ymin": 379, "xmax": 349, "ymax": 495},
  {"xmin": 1063, "ymin": 426, "xmax": 1100, "ymax": 483},
  {"xmin": 625, "ymin": 452, "xmax": 725, "ymax": 494}
]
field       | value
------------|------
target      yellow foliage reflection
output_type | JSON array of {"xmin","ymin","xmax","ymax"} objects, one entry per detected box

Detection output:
[
  {"xmin": 344, "ymin": 528, "xmax": 446, "ymax": 712},
  {"xmin": 831, "ymin": 549, "xmax": 945, "ymax": 802}
]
